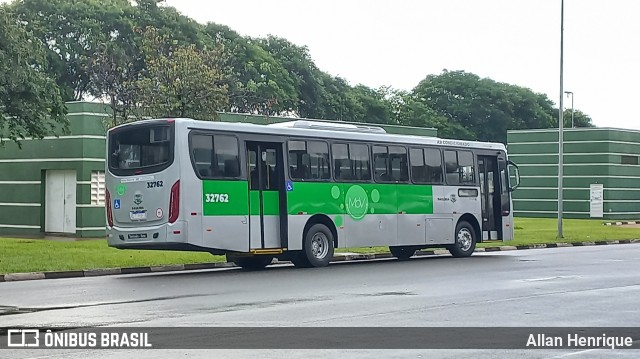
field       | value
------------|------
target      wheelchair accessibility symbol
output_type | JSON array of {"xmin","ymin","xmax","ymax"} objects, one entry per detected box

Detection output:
[
  {"xmin": 286, "ymin": 181, "xmax": 294, "ymax": 192},
  {"xmin": 114, "ymin": 199, "xmax": 121, "ymax": 209}
]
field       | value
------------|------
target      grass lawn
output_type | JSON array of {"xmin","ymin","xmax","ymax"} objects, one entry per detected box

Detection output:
[
  {"xmin": 1, "ymin": 218, "xmax": 639, "ymax": 274},
  {"xmin": 0, "ymin": 239, "xmax": 224, "ymax": 275}
]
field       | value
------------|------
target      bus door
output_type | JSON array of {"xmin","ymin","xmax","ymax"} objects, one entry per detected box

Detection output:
[
  {"xmin": 246, "ymin": 141, "xmax": 287, "ymax": 251},
  {"xmin": 478, "ymin": 155, "xmax": 503, "ymax": 240}
]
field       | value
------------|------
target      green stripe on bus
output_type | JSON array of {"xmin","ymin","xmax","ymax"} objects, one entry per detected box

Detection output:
[
  {"xmin": 261, "ymin": 191, "xmax": 280, "ymax": 216},
  {"xmin": 202, "ymin": 180, "xmax": 249, "ymax": 216},
  {"xmin": 286, "ymin": 182, "xmax": 434, "ymax": 218},
  {"xmin": 249, "ymin": 190, "xmax": 280, "ymax": 216},
  {"xmin": 202, "ymin": 180, "xmax": 434, "ymax": 218}
]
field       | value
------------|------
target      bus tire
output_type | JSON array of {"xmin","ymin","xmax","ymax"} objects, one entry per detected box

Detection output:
[
  {"xmin": 290, "ymin": 253, "xmax": 311, "ymax": 268},
  {"xmin": 448, "ymin": 220, "xmax": 477, "ymax": 258},
  {"xmin": 389, "ymin": 246, "xmax": 415, "ymax": 261},
  {"xmin": 301, "ymin": 223, "xmax": 334, "ymax": 267},
  {"xmin": 230, "ymin": 255, "xmax": 273, "ymax": 270}
]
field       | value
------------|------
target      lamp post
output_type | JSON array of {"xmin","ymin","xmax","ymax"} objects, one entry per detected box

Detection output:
[
  {"xmin": 558, "ymin": 0, "xmax": 565, "ymax": 238},
  {"xmin": 564, "ymin": 91, "xmax": 574, "ymax": 127}
]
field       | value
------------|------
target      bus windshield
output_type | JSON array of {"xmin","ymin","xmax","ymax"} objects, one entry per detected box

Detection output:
[{"xmin": 108, "ymin": 124, "xmax": 174, "ymax": 175}]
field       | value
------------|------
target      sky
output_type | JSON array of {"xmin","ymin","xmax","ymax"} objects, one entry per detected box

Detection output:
[
  {"xmin": 162, "ymin": 0, "xmax": 640, "ymax": 130},
  {"xmin": 2, "ymin": 0, "xmax": 637, "ymax": 129}
]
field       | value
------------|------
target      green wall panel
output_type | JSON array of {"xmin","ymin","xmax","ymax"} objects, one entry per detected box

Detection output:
[
  {"xmin": 0, "ymin": 206, "xmax": 41, "ymax": 226},
  {"xmin": 76, "ymin": 206, "xmax": 106, "ymax": 229},
  {"xmin": 0, "ymin": 185, "xmax": 42, "ymax": 203},
  {"xmin": 508, "ymin": 127, "xmax": 640, "ymax": 219}
]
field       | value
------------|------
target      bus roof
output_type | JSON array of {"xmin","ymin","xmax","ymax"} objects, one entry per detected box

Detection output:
[{"xmin": 110, "ymin": 118, "xmax": 507, "ymax": 152}]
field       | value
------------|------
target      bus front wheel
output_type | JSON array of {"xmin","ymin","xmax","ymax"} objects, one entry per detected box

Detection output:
[
  {"xmin": 448, "ymin": 221, "xmax": 477, "ymax": 258},
  {"xmin": 296, "ymin": 223, "xmax": 334, "ymax": 268},
  {"xmin": 229, "ymin": 255, "xmax": 273, "ymax": 270}
]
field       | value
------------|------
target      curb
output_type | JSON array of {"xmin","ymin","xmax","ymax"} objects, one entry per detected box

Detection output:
[
  {"xmin": 603, "ymin": 221, "xmax": 638, "ymax": 226},
  {"xmin": 1, "ymin": 239, "xmax": 639, "ymax": 283}
]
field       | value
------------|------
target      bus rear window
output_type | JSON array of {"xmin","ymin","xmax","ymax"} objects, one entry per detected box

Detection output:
[{"xmin": 109, "ymin": 125, "xmax": 173, "ymax": 174}]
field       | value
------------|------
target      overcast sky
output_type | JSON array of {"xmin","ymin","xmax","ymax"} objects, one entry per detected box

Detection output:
[
  {"xmin": 3, "ymin": 0, "xmax": 637, "ymax": 129},
  {"xmin": 163, "ymin": 0, "xmax": 640, "ymax": 130}
]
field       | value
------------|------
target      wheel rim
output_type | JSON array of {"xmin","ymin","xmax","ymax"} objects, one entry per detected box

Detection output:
[
  {"xmin": 310, "ymin": 232, "xmax": 329, "ymax": 259},
  {"xmin": 457, "ymin": 228, "xmax": 473, "ymax": 252}
]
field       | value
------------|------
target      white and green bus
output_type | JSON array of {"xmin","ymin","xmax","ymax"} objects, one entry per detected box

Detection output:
[{"xmin": 106, "ymin": 118, "xmax": 520, "ymax": 269}]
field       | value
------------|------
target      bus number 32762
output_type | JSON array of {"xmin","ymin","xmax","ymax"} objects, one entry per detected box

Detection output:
[{"xmin": 205, "ymin": 193, "xmax": 230, "ymax": 203}]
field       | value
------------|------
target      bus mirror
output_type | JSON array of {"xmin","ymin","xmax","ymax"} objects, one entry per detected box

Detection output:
[{"xmin": 508, "ymin": 160, "xmax": 520, "ymax": 191}]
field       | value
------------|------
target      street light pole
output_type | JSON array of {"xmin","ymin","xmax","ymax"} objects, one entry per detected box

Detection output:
[
  {"xmin": 565, "ymin": 91, "xmax": 574, "ymax": 127},
  {"xmin": 558, "ymin": 0, "xmax": 565, "ymax": 238}
]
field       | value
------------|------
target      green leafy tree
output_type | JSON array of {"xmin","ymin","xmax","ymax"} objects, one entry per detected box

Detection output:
[
  {"xmin": 548, "ymin": 108, "xmax": 595, "ymax": 128},
  {"xmin": 315, "ymin": 74, "xmax": 359, "ymax": 121},
  {"xmin": 133, "ymin": 27, "xmax": 229, "ymax": 119},
  {"xmin": 0, "ymin": 6, "xmax": 67, "ymax": 145},
  {"xmin": 257, "ymin": 35, "xmax": 329, "ymax": 118},
  {"xmin": 86, "ymin": 41, "xmax": 142, "ymax": 127},
  {"xmin": 11, "ymin": 0, "xmax": 135, "ymax": 100},
  {"xmin": 412, "ymin": 70, "xmax": 559, "ymax": 143},
  {"xmin": 567, "ymin": 109, "xmax": 594, "ymax": 128},
  {"xmin": 348, "ymin": 85, "xmax": 393, "ymax": 124},
  {"xmin": 11, "ymin": 0, "xmax": 206, "ymax": 102},
  {"xmin": 204, "ymin": 24, "xmax": 297, "ymax": 115}
]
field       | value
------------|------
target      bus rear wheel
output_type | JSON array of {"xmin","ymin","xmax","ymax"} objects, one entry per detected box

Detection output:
[
  {"xmin": 389, "ymin": 246, "xmax": 416, "ymax": 261},
  {"xmin": 229, "ymin": 255, "xmax": 273, "ymax": 270},
  {"xmin": 295, "ymin": 223, "xmax": 334, "ymax": 268},
  {"xmin": 448, "ymin": 221, "xmax": 477, "ymax": 258}
]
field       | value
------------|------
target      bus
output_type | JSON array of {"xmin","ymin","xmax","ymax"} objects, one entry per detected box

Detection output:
[{"xmin": 105, "ymin": 118, "xmax": 520, "ymax": 269}]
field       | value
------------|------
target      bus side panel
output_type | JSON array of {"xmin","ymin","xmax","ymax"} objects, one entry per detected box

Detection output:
[
  {"xmin": 397, "ymin": 184, "xmax": 433, "ymax": 245},
  {"xmin": 436, "ymin": 185, "xmax": 481, "ymax": 243},
  {"xmin": 201, "ymin": 180, "xmax": 250, "ymax": 252},
  {"xmin": 342, "ymin": 183, "xmax": 396, "ymax": 248},
  {"xmin": 286, "ymin": 182, "xmax": 344, "ymax": 250},
  {"xmin": 288, "ymin": 182, "xmax": 401, "ymax": 249},
  {"xmin": 502, "ymin": 198, "xmax": 515, "ymax": 240},
  {"xmin": 180, "ymin": 146, "xmax": 203, "ymax": 248}
]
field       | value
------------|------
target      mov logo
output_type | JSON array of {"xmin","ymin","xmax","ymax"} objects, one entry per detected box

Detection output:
[{"xmin": 345, "ymin": 186, "xmax": 369, "ymax": 220}]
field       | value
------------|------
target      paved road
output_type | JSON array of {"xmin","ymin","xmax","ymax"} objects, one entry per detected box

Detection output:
[{"xmin": 1, "ymin": 244, "xmax": 640, "ymax": 358}]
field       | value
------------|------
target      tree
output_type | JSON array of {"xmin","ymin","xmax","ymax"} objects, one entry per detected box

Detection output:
[
  {"xmin": 412, "ymin": 70, "xmax": 559, "ymax": 143},
  {"xmin": 11, "ymin": 0, "xmax": 207, "ymax": 102},
  {"xmin": 87, "ymin": 41, "xmax": 142, "ymax": 127},
  {"xmin": 133, "ymin": 27, "xmax": 229, "ymax": 119},
  {"xmin": 11, "ymin": 0, "xmax": 135, "ymax": 101},
  {"xmin": 350, "ymin": 85, "xmax": 394, "ymax": 124},
  {"xmin": 204, "ymin": 24, "xmax": 298, "ymax": 115},
  {"xmin": 0, "ymin": 6, "xmax": 67, "ymax": 145},
  {"xmin": 257, "ymin": 36, "xmax": 327, "ymax": 118}
]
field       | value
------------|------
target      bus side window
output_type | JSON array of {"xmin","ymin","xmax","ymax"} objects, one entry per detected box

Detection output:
[
  {"xmin": 214, "ymin": 135, "xmax": 240, "ymax": 179},
  {"xmin": 389, "ymin": 146, "xmax": 408, "ymax": 182},
  {"xmin": 190, "ymin": 133, "xmax": 239, "ymax": 179},
  {"xmin": 350, "ymin": 143, "xmax": 371, "ymax": 181},
  {"xmin": 307, "ymin": 141, "xmax": 330, "ymax": 180},
  {"xmin": 332, "ymin": 143, "xmax": 350, "ymax": 181},
  {"xmin": 424, "ymin": 148, "xmax": 443, "ymax": 183},
  {"xmin": 409, "ymin": 147, "xmax": 427, "ymax": 183},
  {"xmin": 444, "ymin": 150, "xmax": 475, "ymax": 185},
  {"xmin": 288, "ymin": 140, "xmax": 330, "ymax": 181},
  {"xmin": 373, "ymin": 145, "xmax": 389, "ymax": 182}
]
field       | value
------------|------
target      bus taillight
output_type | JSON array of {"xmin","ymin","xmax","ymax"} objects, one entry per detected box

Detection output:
[
  {"xmin": 169, "ymin": 180, "xmax": 180, "ymax": 223},
  {"xmin": 106, "ymin": 189, "xmax": 113, "ymax": 227}
]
